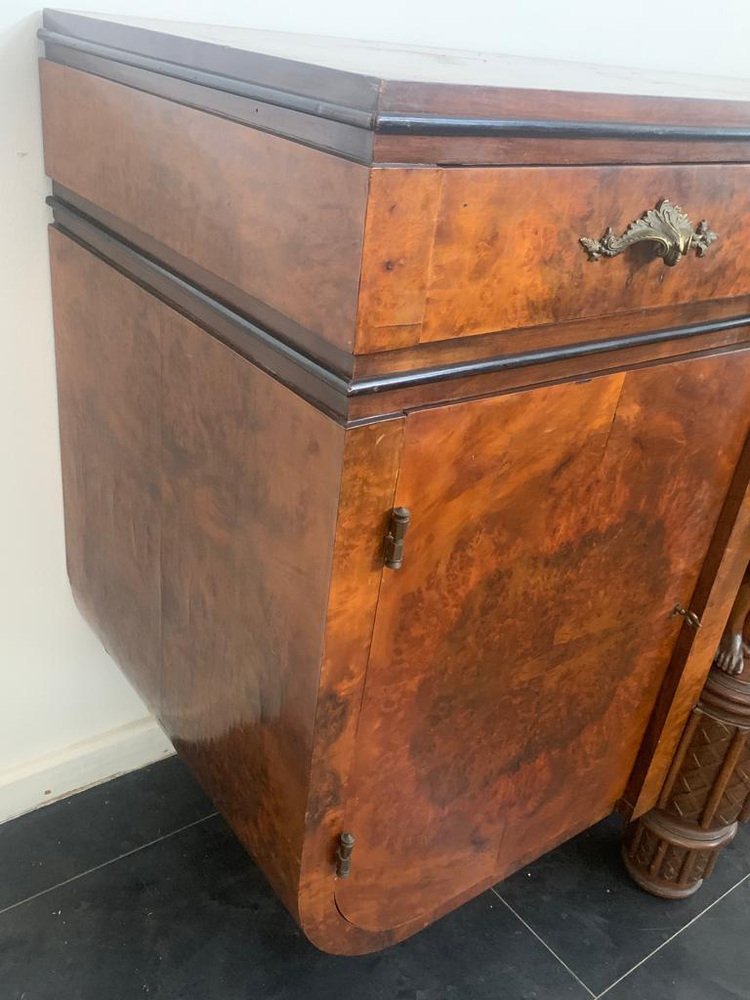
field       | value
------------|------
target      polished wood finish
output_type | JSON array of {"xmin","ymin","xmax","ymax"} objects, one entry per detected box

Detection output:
[
  {"xmin": 50, "ymin": 183, "xmax": 357, "ymax": 377},
  {"xmin": 51, "ymin": 229, "xmax": 162, "ymax": 711},
  {"xmin": 347, "ymin": 332, "xmax": 750, "ymax": 422},
  {"xmin": 40, "ymin": 60, "xmax": 369, "ymax": 352},
  {"xmin": 372, "ymin": 133, "xmax": 750, "ymax": 166},
  {"xmin": 335, "ymin": 357, "xmax": 750, "ymax": 931},
  {"xmin": 624, "ymin": 440, "xmax": 750, "ymax": 817},
  {"xmin": 46, "ymin": 198, "xmax": 353, "ymax": 422},
  {"xmin": 156, "ymin": 302, "xmax": 344, "ymax": 912},
  {"xmin": 51, "ymin": 229, "xmax": 345, "ymax": 913},
  {"xmin": 40, "ymin": 9, "xmax": 750, "ymax": 168},
  {"xmin": 44, "ymin": 36, "xmax": 750, "ymax": 168},
  {"xmin": 375, "ymin": 79, "xmax": 750, "ymax": 129},
  {"xmin": 41, "ymin": 36, "xmax": 750, "ymax": 168},
  {"xmin": 368, "ymin": 165, "xmax": 750, "ymax": 349},
  {"xmin": 40, "ymin": 58, "xmax": 750, "ymax": 360},
  {"xmin": 353, "ymin": 297, "xmax": 750, "ymax": 378},
  {"xmin": 55, "ymin": 175, "xmax": 750, "ymax": 381},
  {"xmin": 298, "ymin": 421, "xmax": 405, "ymax": 952},
  {"xmin": 41, "ymin": 15, "xmax": 750, "ymax": 955},
  {"xmin": 356, "ymin": 167, "xmax": 442, "ymax": 352},
  {"xmin": 42, "ymin": 43, "xmax": 376, "ymax": 164},
  {"xmin": 45, "ymin": 191, "xmax": 750, "ymax": 424},
  {"xmin": 55, "ymin": 223, "xmax": 750, "ymax": 950}
]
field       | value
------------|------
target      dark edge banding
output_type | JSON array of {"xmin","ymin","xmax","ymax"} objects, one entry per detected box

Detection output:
[
  {"xmin": 46, "ymin": 39, "xmax": 750, "ymax": 168},
  {"xmin": 39, "ymin": 28, "xmax": 375, "ymax": 130},
  {"xmin": 49, "ymin": 198, "xmax": 351, "ymax": 424},
  {"xmin": 43, "ymin": 43, "xmax": 374, "ymax": 165},
  {"xmin": 41, "ymin": 8, "xmax": 380, "ymax": 110},
  {"xmin": 39, "ymin": 17, "xmax": 750, "ymax": 145},
  {"xmin": 375, "ymin": 113, "xmax": 750, "ymax": 142},
  {"xmin": 51, "ymin": 183, "xmax": 357, "ymax": 378},
  {"xmin": 351, "ymin": 316, "xmax": 750, "ymax": 394},
  {"xmin": 48, "ymin": 195, "xmax": 750, "ymax": 420}
]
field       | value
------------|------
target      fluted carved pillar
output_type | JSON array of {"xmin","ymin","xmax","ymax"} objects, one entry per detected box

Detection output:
[{"xmin": 623, "ymin": 570, "xmax": 750, "ymax": 898}]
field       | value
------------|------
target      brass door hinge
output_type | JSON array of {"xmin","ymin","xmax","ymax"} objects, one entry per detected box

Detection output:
[
  {"xmin": 335, "ymin": 831, "xmax": 355, "ymax": 878},
  {"xmin": 384, "ymin": 507, "xmax": 411, "ymax": 570}
]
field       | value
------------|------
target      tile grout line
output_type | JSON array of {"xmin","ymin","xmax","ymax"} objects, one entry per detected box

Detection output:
[
  {"xmin": 491, "ymin": 888, "xmax": 597, "ymax": 998},
  {"xmin": 594, "ymin": 871, "xmax": 750, "ymax": 998},
  {"xmin": 0, "ymin": 811, "xmax": 219, "ymax": 918}
]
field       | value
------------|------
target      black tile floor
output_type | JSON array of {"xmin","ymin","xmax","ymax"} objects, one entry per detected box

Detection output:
[{"xmin": 0, "ymin": 757, "xmax": 748, "ymax": 1000}]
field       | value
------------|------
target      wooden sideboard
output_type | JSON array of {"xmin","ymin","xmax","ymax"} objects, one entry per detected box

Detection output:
[{"xmin": 39, "ymin": 10, "xmax": 750, "ymax": 954}]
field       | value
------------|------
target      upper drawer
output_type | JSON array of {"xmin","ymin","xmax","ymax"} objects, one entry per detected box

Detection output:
[
  {"xmin": 40, "ymin": 60, "xmax": 750, "ymax": 360},
  {"xmin": 356, "ymin": 163, "xmax": 750, "ymax": 352}
]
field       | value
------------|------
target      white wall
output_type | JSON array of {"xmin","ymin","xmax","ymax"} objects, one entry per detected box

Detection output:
[{"xmin": 1, "ymin": 0, "xmax": 749, "ymax": 818}]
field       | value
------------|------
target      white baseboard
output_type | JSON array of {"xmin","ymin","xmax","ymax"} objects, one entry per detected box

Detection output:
[{"xmin": 0, "ymin": 717, "xmax": 175, "ymax": 824}]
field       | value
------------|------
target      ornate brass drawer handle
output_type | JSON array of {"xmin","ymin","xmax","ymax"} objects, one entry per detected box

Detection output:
[{"xmin": 580, "ymin": 198, "xmax": 717, "ymax": 267}]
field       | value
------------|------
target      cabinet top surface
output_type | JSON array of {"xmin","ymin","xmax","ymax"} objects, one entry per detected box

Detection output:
[{"xmin": 43, "ymin": 9, "xmax": 750, "ymax": 125}]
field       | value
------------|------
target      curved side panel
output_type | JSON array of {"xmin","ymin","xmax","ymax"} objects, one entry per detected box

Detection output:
[
  {"xmin": 51, "ymin": 229, "xmax": 164, "ymax": 711},
  {"xmin": 297, "ymin": 419, "xmax": 404, "ymax": 954},
  {"xmin": 51, "ymin": 228, "xmax": 345, "ymax": 915}
]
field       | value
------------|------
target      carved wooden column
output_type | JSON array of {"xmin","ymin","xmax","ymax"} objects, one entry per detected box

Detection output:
[{"xmin": 623, "ymin": 570, "xmax": 750, "ymax": 897}]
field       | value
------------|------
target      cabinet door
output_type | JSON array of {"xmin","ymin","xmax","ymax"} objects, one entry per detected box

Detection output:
[{"xmin": 336, "ymin": 352, "xmax": 750, "ymax": 933}]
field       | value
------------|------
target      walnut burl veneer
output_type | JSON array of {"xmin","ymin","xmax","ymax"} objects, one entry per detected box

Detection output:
[{"xmin": 40, "ymin": 10, "xmax": 750, "ymax": 953}]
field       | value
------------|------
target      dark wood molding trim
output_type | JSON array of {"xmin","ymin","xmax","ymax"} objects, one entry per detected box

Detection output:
[
  {"xmin": 40, "ymin": 9, "xmax": 380, "ymax": 112},
  {"xmin": 47, "ymin": 195, "xmax": 750, "ymax": 424},
  {"xmin": 50, "ymin": 184, "xmax": 357, "ymax": 377},
  {"xmin": 44, "ymin": 24, "xmax": 750, "ymax": 146},
  {"xmin": 351, "ymin": 315, "xmax": 750, "ymax": 393},
  {"xmin": 375, "ymin": 112, "xmax": 750, "ymax": 142},
  {"xmin": 49, "ymin": 198, "xmax": 352, "ymax": 424},
  {"xmin": 39, "ymin": 10, "xmax": 750, "ymax": 167},
  {"xmin": 39, "ymin": 29, "xmax": 375, "ymax": 131},
  {"xmin": 41, "ymin": 44, "xmax": 374, "ymax": 164}
]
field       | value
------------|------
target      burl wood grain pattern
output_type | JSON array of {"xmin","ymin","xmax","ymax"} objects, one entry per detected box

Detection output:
[
  {"xmin": 625, "ymin": 436, "xmax": 750, "ymax": 818},
  {"xmin": 50, "ymin": 229, "xmax": 345, "ymax": 914},
  {"xmin": 356, "ymin": 164, "xmax": 750, "ymax": 352},
  {"xmin": 156, "ymin": 304, "xmax": 344, "ymax": 911},
  {"xmin": 298, "ymin": 421, "xmax": 405, "ymax": 953},
  {"xmin": 40, "ymin": 60, "xmax": 369, "ymax": 352},
  {"xmin": 335, "ymin": 354, "xmax": 750, "ymax": 931},
  {"xmin": 355, "ymin": 168, "xmax": 441, "ymax": 352}
]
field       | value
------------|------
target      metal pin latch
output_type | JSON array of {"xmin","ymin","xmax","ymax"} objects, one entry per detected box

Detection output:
[
  {"xmin": 672, "ymin": 603, "xmax": 702, "ymax": 630},
  {"xmin": 384, "ymin": 507, "xmax": 411, "ymax": 570},
  {"xmin": 335, "ymin": 832, "xmax": 355, "ymax": 878}
]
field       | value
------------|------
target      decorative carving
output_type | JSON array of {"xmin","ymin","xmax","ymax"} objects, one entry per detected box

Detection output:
[
  {"xmin": 623, "ymin": 567, "xmax": 750, "ymax": 898},
  {"xmin": 580, "ymin": 198, "xmax": 717, "ymax": 267}
]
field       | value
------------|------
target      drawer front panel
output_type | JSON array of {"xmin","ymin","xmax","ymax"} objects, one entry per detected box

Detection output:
[
  {"xmin": 357, "ymin": 164, "xmax": 750, "ymax": 351},
  {"xmin": 336, "ymin": 351, "xmax": 750, "ymax": 932},
  {"xmin": 40, "ymin": 60, "xmax": 369, "ymax": 352}
]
